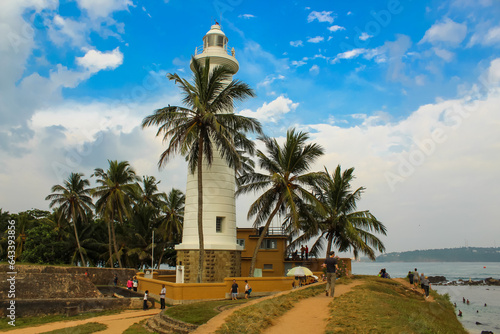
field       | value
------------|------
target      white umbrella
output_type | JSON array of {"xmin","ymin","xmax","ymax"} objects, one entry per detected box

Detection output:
[{"xmin": 287, "ymin": 266, "xmax": 313, "ymax": 277}]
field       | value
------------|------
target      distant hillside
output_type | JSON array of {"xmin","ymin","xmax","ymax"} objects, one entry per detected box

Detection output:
[{"xmin": 377, "ymin": 247, "xmax": 500, "ymax": 262}]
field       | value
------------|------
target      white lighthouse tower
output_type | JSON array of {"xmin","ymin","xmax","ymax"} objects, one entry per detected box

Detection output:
[{"xmin": 175, "ymin": 24, "xmax": 242, "ymax": 283}]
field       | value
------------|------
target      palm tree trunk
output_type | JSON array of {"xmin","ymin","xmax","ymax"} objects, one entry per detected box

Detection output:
[
  {"xmin": 326, "ymin": 232, "xmax": 334, "ymax": 258},
  {"xmin": 107, "ymin": 220, "xmax": 113, "ymax": 267},
  {"xmin": 197, "ymin": 137, "xmax": 205, "ymax": 283},
  {"xmin": 248, "ymin": 201, "xmax": 282, "ymax": 277},
  {"xmin": 72, "ymin": 210, "xmax": 86, "ymax": 266},
  {"xmin": 111, "ymin": 217, "xmax": 123, "ymax": 268}
]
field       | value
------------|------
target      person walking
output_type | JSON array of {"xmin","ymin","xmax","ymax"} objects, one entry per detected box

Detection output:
[
  {"xmin": 244, "ymin": 280, "xmax": 252, "ymax": 299},
  {"xmin": 113, "ymin": 274, "xmax": 118, "ymax": 286},
  {"xmin": 420, "ymin": 273, "xmax": 425, "ymax": 290},
  {"xmin": 127, "ymin": 278, "xmax": 133, "ymax": 290},
  {"xmin": 300, "ymin": 245, "xmax": 305, "ymax": 260},
  {"xmin": 408, "ymin": 270, "xmax": 414, "ymax": 285},
  {"xmin": 230, "ymin": 279, "xmax": 239, "ymax": 300},
  {"xmin": 413, "ymin": 268, "xmax": 419, "ymax": 287},
  {"xmin": 322, "ymin": 251, "xmax": 338, "ymax": 297},
  {"xmin": 160, "ymin": 284, "xmax": 166, "ymax": 309},
  {"xmin": 421, "ymin": 276, "xmax": 430, "ymax": 298},
  {"xmin": 143, "ymin": 290, "xmax": 149, "ymax": 310},
  {"xmin": 305, "ymin": 245, "xmax": 309, "ymax": 261}
]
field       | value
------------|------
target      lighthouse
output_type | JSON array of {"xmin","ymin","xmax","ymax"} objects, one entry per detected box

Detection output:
[{"xmin": 175, "ymin": 24, "xmax": 242, "ymax": 283}]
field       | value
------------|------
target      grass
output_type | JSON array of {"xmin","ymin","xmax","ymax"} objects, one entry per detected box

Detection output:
[
  {"xmin": 39, "ymin": 322, "xmax": 107, "ymax": 334},
  {"xmin": 215, "ymin": 282, "xmax": 325, "ymax": 334},
  {"xmin": 325, "ymin": 276, "xmax": 467, "ymax": 334},
  {"xmin": 163, "ymin": 298, "xmax": 251, "ymax": 325},
  {"xmin": 0, "ymin": 309, "xmax": 123, "ymax": 331}
]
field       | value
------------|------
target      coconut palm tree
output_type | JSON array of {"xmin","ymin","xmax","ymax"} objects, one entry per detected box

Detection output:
[
  {"xmin": 45, "ymin": 172, "xmax": 94, "ymax": 266},
  {"xmin": 237, "ymin": 129, "xmax": 325, "ymax": 276},
  {"xmin": 92, "ymin": 160, "xmax": 140, "ymax": 268},
  {"xmin": 142, "ymin": 57, "xmax": 262, "ymax": 282},
  {"xmin": 157, "ymin": 188, "xmax": 185, "ymax": 258},
  {"xmin": 306, "ymin": 165, "xmax": 387, "ymax": 260}
]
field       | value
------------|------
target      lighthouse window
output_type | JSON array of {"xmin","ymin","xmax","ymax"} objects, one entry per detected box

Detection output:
[
  {"xmin": 206, "ymin": 34, "xmax": 225, "ymax": 47},
  {"xmin": 216, "ymin": 217, "xmax": 224, "ymax": 233}
]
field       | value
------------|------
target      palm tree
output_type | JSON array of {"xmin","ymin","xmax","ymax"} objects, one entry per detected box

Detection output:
[
  {"xmin": 237, "ymin": 129, "xmax": 325, "ymax": 276},
  {"xmin": 307, "ymin": 165, "xmax": 387, "ymax": 260},
  {"xmin": 45, "ymin": 173, "xmax": 94, "ymax": 266},
  {"xmin": 92, "ymin": 160, "xmax": 139, "ymax": 268},
  {"xmin": 142, "ymin": 57, "xmax": 262, "ymax": 282},
  {"xmin": 156, "ymin": 188, "xmax": 185, "ymax": 266}
]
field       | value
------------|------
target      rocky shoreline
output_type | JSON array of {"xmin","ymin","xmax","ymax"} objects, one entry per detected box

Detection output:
[{"xmin": 428, "ymin": 276, "xmax": 500, "ymax": 286}]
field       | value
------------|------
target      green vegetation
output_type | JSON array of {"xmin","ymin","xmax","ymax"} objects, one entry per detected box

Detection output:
[
  {"xmin": 216, "ymin": 283, "xmax": 325, "ymax": 334},
  {"xmin": 0, "ymin": 310, "xmax": 122, "ymax": 331},
  {"xmin": 164, "ymin": 298, "xmax": 250, "ymax": 325},
  {"xmin": 237, "ymin": 129, "xmax": 325, "ymax": 277},
  {"xmin": 377, "ymin": 247, "xmax": 500, "ymax": 262},
  {"xmin": 325, "ymin": 276, "xmax": 467, "ymax": 334},
  {"xmin": 40, "ymin": 322, "xmax": 107, "ymax": 334}
]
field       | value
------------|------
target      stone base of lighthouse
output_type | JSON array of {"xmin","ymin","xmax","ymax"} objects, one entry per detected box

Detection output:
[{"xmin": 177, "ymin": 250, "xmax": 241, "ymax": 283}]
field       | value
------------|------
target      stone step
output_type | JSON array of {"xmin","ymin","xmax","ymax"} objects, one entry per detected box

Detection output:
[{"xmin": 143, "ymin": 311, "xmax": 198, "ymax": 334}]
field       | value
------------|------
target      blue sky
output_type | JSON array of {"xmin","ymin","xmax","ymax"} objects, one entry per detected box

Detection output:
[{"xmin": 1, "ymin": 0, "xmax": 500, "ymax": 254}]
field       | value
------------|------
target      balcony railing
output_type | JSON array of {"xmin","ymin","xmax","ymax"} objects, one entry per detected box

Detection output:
[{"xmin": 194, "ymin": 44, "xmax": 234, "ymax": 57}]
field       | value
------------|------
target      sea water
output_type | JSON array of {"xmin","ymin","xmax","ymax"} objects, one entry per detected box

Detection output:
[{"xmin": 351, "ymin": 262, "xmax": 500, "ymax": 333}]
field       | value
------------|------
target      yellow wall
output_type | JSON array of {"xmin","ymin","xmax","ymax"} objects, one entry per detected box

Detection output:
[{"xmin": 136, "ymin": 274, "xmax": 294, "ymax": 305}]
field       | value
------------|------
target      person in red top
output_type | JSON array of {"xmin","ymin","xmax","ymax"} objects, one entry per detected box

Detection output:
[{"xmin": 305, "ymin": 245, "xmax": 309, "ymax": 260}]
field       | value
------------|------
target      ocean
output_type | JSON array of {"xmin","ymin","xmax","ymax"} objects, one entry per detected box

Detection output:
[{"xmin": 351, "ymin": 261, "xmax": 500, "ymax": 334}]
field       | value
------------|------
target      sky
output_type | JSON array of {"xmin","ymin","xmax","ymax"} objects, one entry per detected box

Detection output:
[{"xmin": 1, "ymin": 0, "xmax": 500, "ymax": 255}]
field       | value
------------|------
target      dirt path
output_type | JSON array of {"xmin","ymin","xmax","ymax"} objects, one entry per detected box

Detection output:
[
  {"xmin": 262, "ymin": 280, "xmax": 364, "ymax": 334},
  {"xmin": 193, "ymin": 280, "xmax": 363, "ymax": 334},
  {"xmin": 6, "ymin": 309, "xmax": 161, "ymax": 334}
]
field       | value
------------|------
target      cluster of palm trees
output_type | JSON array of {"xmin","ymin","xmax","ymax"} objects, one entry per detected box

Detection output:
[
  {"xmin": 43, "ymin": 163, "xmax": 185, "ymax": 268},
  {"xmin": 141, "ymin": 57, "xmax": 387, "ymax": 279}
]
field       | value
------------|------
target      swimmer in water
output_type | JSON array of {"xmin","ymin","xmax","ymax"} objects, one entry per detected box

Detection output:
[{"xmin": 458, "ymin": 310, "xmax": 462, "ymax": 317}]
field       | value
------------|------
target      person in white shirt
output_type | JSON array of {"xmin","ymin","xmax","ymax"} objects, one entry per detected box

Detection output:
[
  {"xmin": 160, "ymin": 285, "xmax": 166, "ymax": 309},
  {"xmin": 143, "ymin": 290, "xmax": 149, "ymax": 310}
]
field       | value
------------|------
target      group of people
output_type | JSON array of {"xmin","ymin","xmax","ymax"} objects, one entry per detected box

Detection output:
[
  {"xmin": 142, "ymin": 284, "xmax": 167, "ymax": 310},
  {"xmin": 230, "ymin": 279, "xmax": 252, "ymax": 300},
  {"xmin": 407, "ymin": 268, "xmax": 431, "ymax": 298},
  {"xmin": 126, "ymin": 276, "xmax": 139, "ymax": 291},
  {"xmin": 290, "ymin": 245, "xmax": 309, "ymax": 261},
  {"xmin": 378, "ymin": 268, "xmax": 391, "ymax": 279}
]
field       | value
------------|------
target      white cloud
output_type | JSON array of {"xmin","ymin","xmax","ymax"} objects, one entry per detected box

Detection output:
[
  {"xmin": 76, "ymin": 48, "xmax": 124, "ymax": 72},
  {"xmin": 239, "ymin": 14, "xmax": 255, "ymax": 19},
  {"xmin": 433, "ymin": 48, "xmax": 455, "ymax": 62},
  {"xmin": 238, "ymin": 95, "xmax": 299, "ymax": 123},
  {"xmin": 48, "ymin": 14, "xmax": 89, "ymax": 47},
  {"xmin": 468, "ymin": 25, "xmax": 500, "ymax": 47},
  {"xmin": 307, "ymin": 36, "xmax": 324, "ymax": 43},
  {"xmin": 291, "ymin": 60, "xmax": 307, "ymax": 67},
  {"xmin": 307, "ymin": 11, "xmax": 335, "ymax": 24},
  {"xmin": 332, "ymin": 48, "xmax": 367, "ymax": 63},
  {"xmin": 347, "ymin": 11, "xmax": 353, "ymax": 15},
  {"xmin": 359, "ymin": 32, "xmax": 373, "ymax": 41},
  {"xmin": 309, "ymin": 64, "xmax": 320, "ymax": 75},
  {"xmin": 328, "ymin": 25, "xmax": 345, "ymax": 32},
  {"xmin": 290, "ymin": 40, "xmax": 304, "ymax": 47},
  {"xmin": 487, "ymin": 58, "xmax": 500, "ymax": 84},
  {"xmin": 75, "ymin": 0, "xmax": 133, "ymax": 19},
  {"xmin": 420, "ymin": 18, "xmax": 467, "ymax": 47},
  {"xmin": 257, "ymin": 74, "xmax": 285, "ymax": 88}
]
